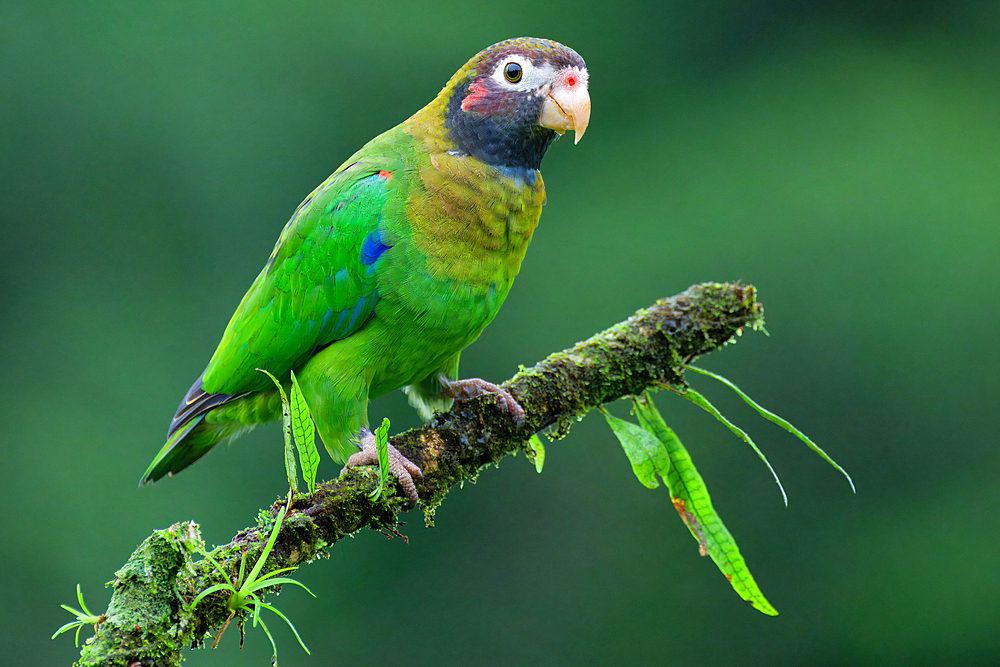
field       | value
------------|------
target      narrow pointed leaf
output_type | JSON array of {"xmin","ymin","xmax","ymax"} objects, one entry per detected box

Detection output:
[
  {"xmin": 254, "ymin": 613, "xmax": 279, "ymax": 664},
  {"xmin": 251, "ymin": 577, "xmax": 317, "ymax": 598},
  {"xmin": 283, "ymin": 442, "xmax": 298, "ymax": 495},
  {"xmin": 192, "ymin": 583, "xmax": 236, "ymax": 607},
  {"xmin": 376, "ymin": 417, "xmax": 390, "ymax": 485},
  {"xmin": 75, "ymin": 584, "xmax": 91, "ymax": 616},
  {"xmin": 253, "ymin": 566, "xmax": 300, "ymax": 582},
  {"xmin": 685, "ymin": 365, "xmax": 855, "ymax": 492},
  {"xmin": 600, "ymin": 407, "xmax": 669, "ymax": 489},
  {"xmin": 199, "ymin": 549, "xmax": 230, "ymax": 582},
  {"xmin": 52, "ymin": 586, "xmax": 104, "ymax": 644},
  {"xmin": 634, "ymin": 393, "xmax": 778, "ymax": 616},
  {"xmin": 238, "ymin": 552, "xmax": 248, "ymax": 587},
  {"xmin": 51, "ymin": 620, "xmax": 76, "ymax": 640},
  {"xmin": 675, "ymin": 387, "xmax": 787, "ymax": 506},
  {"xmin": 258, "ymin": 602, "xmax": 311, "ymax": 654},
  {"xmin": 243, "ymin": 506, "xmax": 286, "ymax": 590},
  {"xmin": 258, "ymin": 369, "xmax": 297, "ymax": 494},
  {"xmin": 289, "ymin": 370, "xmax": 320, "ymax": 494},
  {"xmin": 52, "ymin": 621, "xmax": 83, "ymax": 642},
  {"xmin": 368, "ymin": 418, "xmax": 391, "ymax": 499},
  {"xmin": 58, "ymin": 604, "xmax": 84, "ymax": 617}
]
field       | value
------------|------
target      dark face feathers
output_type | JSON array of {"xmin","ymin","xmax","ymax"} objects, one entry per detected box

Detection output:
[{"xmin": 445, "ymin": 38, "xmax": 588, "ymax": 172}]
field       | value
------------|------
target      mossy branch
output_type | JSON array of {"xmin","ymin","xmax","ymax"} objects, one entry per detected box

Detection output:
[{"xmin": 76, "ymin": 281, "xmax": 764, "ymax": 666}]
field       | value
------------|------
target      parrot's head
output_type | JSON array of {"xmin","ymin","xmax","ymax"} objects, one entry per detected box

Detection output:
[{"xmin": 443, "ymin": 38, "xmax": 590, "ymax": 171}]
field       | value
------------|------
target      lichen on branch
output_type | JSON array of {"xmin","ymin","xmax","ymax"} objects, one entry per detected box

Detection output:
[{"xmin": 76, "ymin": 281, "xmax": 764, "ymax": 667}]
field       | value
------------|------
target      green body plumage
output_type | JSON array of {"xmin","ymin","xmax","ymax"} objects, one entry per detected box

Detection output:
[{"xmin": 142, "ymin": 38, "xmax": 589, "ymax": 485}]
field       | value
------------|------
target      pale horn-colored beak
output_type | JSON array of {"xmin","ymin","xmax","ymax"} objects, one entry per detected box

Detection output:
[{"xmin": 538, "ymin": 67, "xmax": 591, "ymax": 144}]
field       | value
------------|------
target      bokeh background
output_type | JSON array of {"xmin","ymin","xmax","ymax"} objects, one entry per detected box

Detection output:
[{"xmin": 4, "ymin": 1, "xmax": 999, "ymax": 664}]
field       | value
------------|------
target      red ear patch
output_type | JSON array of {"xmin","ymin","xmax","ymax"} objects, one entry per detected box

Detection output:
[{"xmin": 461, "ymin": 81, "xmax": 488, "ymax": 112}]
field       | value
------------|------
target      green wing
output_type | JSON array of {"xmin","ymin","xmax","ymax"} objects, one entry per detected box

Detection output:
[
  {"xmin": 144, "ymin": 141, "xmax": 413, "ymax": 485},
  {"xmin": 201, "ymin": 157, "xmax": 403, "ymax": 396}
]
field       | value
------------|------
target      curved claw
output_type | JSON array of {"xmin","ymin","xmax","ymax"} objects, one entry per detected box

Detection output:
[
  {"xmin": 440, "ymin": 376, "xmax": 525, "ymax": 425},
  {"xmin": 346, "ymin": 429, "xmax": 422, "ymax": 504}
]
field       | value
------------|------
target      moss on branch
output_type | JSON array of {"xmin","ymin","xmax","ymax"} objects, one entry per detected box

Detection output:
[{"xmin": 76, "ymin": 281, "xmax": 764, "ymax": 666}]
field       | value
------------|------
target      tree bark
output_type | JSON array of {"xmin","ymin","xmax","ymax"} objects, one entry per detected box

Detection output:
[{"xmin": 76, "ymin": 281, "xmax": 764, "ymax": 666}]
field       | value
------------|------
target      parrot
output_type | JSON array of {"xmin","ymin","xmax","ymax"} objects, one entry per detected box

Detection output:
[{"xmin": 140, "ymin": 37, "xmax": 591, "ymax": 503}]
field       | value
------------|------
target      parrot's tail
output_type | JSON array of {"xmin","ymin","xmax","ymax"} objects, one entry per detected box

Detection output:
[
  {"xmin": 140, "ymin": 415, "xmax": 209, "ymax": 485},
  {"xmin": 139, "ymin": 375, "xmax": 249, "ymax": 485}
]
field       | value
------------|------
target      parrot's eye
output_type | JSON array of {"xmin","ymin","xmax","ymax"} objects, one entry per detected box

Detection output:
[{"xmin": 503, "ymin": 62, "xmax": 523, "ymax": 83}]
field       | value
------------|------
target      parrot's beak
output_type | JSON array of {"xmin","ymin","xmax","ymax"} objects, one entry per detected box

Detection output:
[{"xmin": 538, "ymin": 66, "xmax": 591, "ymax": 144}]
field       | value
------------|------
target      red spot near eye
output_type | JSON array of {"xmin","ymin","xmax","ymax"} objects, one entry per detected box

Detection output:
[
  {"xmin": 377, "ymin": 170, "xmax": 392, "ymax": 180},
  {"xmin": 566, "ymin": 74, "xmax": 577, "ymax": 87},
  {"xmin": 461, "ymin": 81, "xmax": 488, "ymax": 111}
]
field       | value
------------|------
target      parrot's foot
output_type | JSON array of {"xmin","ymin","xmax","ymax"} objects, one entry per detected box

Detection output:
[
  {"xmin": 346, "ymin": 428, "xmax": 422, "ymax": 504},
  {"xmin": 440, "ymin": 377, "xmax": 526, "ymax": 424}
]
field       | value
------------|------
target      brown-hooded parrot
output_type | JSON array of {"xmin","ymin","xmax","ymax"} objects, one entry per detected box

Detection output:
[{"xmin": 141, "ymin": 37, "xmax": 591, "ymax": 503}]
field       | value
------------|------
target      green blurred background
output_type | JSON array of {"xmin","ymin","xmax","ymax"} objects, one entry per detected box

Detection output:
[{"xmin": 4, "ymin": 1, "xmax": 999, "ymax": 664}]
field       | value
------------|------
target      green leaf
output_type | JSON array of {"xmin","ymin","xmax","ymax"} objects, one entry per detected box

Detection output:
[
  {"xmin": 525, "ymin": 435, "xmax": 546, "ymax": 473},
  {"xmin": 258, "ymin": 601, "xmax": 311, "ymax": 654},
  {"xmin": 51, "ymin": 585, "xmax": 104, "ymax": 646},
  {"xmin": 192, "ymin": 503, "xmax": 312, "ymax": 661},
  {"xmin": 375, "ymin": 418, "xmax": 390, "ymax": 481},
  {"xmin": 633, "ymin": 393, "xmax": 778, "ymax": 616},
  {"xmin": 257, "ymin": 368, "xmax": 297, "ymax": 494},
  {"xmin": 368, "ymin": 418, "xmax": 391, "ymax": 500},
  {"xmin": 289, "ymin": 370, "xmax": 320, "ymax": 494},
  {"xmin": 685, "ymin": 365, "xmax": 855, "ymax": 492},
  {"xmin": 75, "ymin": 583, "xmax": 93, "ymax": 617},
  {"xmin": 195, "ymin": 548, "xmax": 233, "ymax": 593},
  {"xmin": 243, "ymin": 505, "xmax": 286, "ymax": 590},
  {"xmin": 675, "ymin": 386, "xmax": 788, "ymax": 506},
  {"xmin": 51, "ymin": 619, "xmax": 84, "ymax": 646},
  {"xmin": 254, "ymin": 613, "xmax": 280, "ymax": 665},
  {"xmin": 191, "ymin": 582, "xmax": 235, "ymax": 607},
  {"xmin": 283, "ymin": 441, "xmax": 299, "ymax": 495},
  {"xmin": 253, "ymin": 567, "xmax": 301, "ymax": 583},
  {"xmin": 237, "ymin": 551, "xmax": 248, "ymax": 589},
  {"xmin": 250, "ymin": 577, "xmax": 316, "ymax": 598},
  {"xmin": 600, "ymin": 407, "xmax": 670, "ymax": 489}
]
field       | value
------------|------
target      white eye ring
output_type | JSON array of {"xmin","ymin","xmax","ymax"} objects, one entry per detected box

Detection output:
[{"xmin": 490, "ymin": 55, "xmax": 551, "ymax": 92}]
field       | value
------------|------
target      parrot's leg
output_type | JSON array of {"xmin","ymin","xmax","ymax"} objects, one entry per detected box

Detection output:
[
  {"xmin": 438, "ymin": 376, "xmax": 526, "ymax": 424},
  {"xmin": 345, "ymin": 427, "xmax": 422, "ymax": 504}
]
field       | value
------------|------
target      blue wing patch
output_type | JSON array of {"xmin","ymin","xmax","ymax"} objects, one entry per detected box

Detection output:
[
  {"xmin": 201, "ymin": 164, "xmax": 398, "ymax": 394},
  {"xmin": 360, "ymin": 228, "xmax": 392, "ymax": 266}
]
